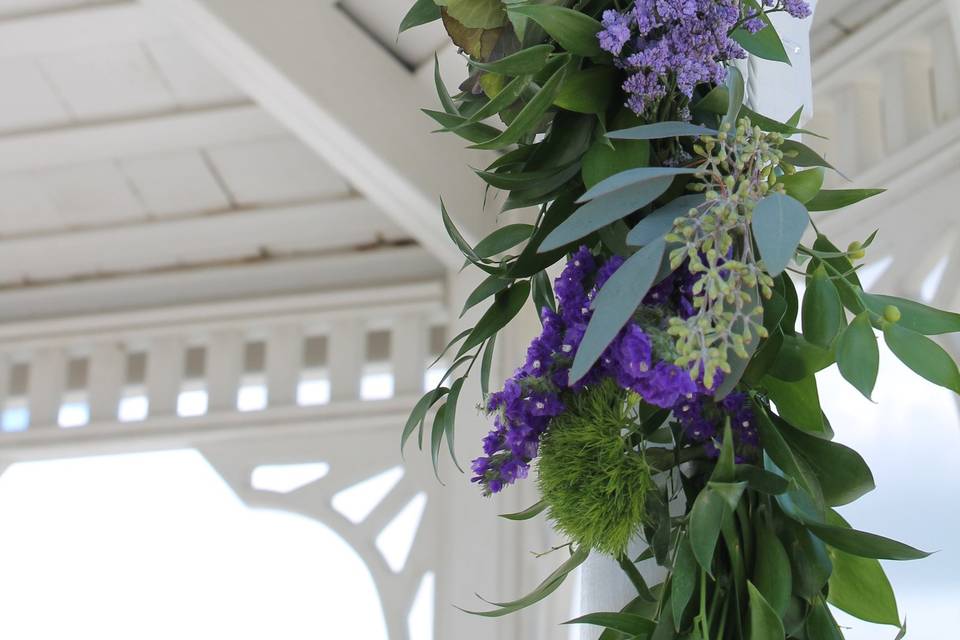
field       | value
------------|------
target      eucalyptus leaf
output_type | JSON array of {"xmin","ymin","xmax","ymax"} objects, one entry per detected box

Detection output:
[
  {"xmin": 505, "ymin": 5, "xmax": 603, "ymax": 58},
  {"xmin": 627, "ymin": 194, "xmax": 704, "ymax": 247},
  {"xmin": 836, "ymin": 312, "xmax": 879, "ymax": 400},
  {"xmin": 752, "ymin": 193, "xmax": 809, "ymax": 277},
  {"xmin": 569, "ymin": 239, "xmax": 666, "ymax": 383},
  {"xmin": 607, "ymin": 121, "xmax": 717, "ymax": 140},
  {"xmin": 579, "ymin": 167, "xmax": 701, "ymax": 202},
  {"xmin": 539, "ymin": 177, "xmax": 674, "ymax": 252}
]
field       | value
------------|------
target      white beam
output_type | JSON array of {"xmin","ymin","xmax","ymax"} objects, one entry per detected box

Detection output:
[
  {"xmin": 0, "ymin": 198, "xmax": 407, "ymax": 285},
  {"xmin": 0, "ymin": 246, "xmax": 444, "ymax": 324},
  {"xmin": 141, "ymin": 0, "xmax": 494, "ymax": 268},
  {"xmin": 0, "ymin": 103, "xmax": 280, "ymax": 173},
  {"xmin": 0, "ymin": 2, "xmax": 174, "ymax": 59}
]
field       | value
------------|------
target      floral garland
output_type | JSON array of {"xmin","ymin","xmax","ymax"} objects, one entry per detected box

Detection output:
[{"xmin": 399, "ymin": 1, "xmax": 960, "ymax": 638}]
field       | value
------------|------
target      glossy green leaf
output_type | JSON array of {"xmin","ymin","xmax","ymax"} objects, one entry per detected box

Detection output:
[
  {"xmin": 812, "ymin": 234, "xmax": 864, "ymax": 312},
  {"xmin": 607, "ymin": 121, "xmax": 717, "ymax": 140},
  {"xmin": 432, "ymin": 53, "xmax": 459, "ymax": 115},
  {"xmin": 462, "ymin": 545, "xmax": 589, "ymax": 616},
  {"xmin": 430, "ymin": 401, "xmax": 447, "ymax": 480},
  {"xmin": 442, "ymin": 377, "xmax": 465, "ymax": 472},
  {"xmin": 461, "ymin": 275, "xmax": 511, "ymax": 317},
  {"xmin": 778, "ymin": 420, "xmax": 875, "ymax": 507},
  {"xmin": 781, "ymin": 167, "xmax": 825, "ymax": 204},
  {"xmin": 763, "ymin": 374, "xmax": 825, "ymax": 433},
  {"xmin": 400, "ymin": 0, "xmax": 442, "ymax": 32},
  {"xmin": 480, "ymin": 334, "xmax": 496, "ymax": 396},
  {"xmin": 539, "ymin": 177, "xmax": 674, "ymax": 252},
  {"xmin": 554, "ymin": 66, "xmax": 615, "ymax": 114},
  {"xmin": 671, "ymin": 536, "xmax": 697, "ymax": 630},
  {"xmin": 458, "ymin": 280, "xmax": 530, "ymax": 355},
  {"xmin": 505, "ymin": 5, "xmax": 603, "ymax": 57},
  {"xmin": 723, "ymin": 66, "xmax": 745, "ymax": 130},
  {"xmin": 531, "ymin": 269, "xmax": 556, "ymax": 318},
  {"xmin": 864, "ymin": 293, "xmax": 960, "ymax": 335},
  {"xmin": 827, "ymin": 512, "xmax": 901, "ymax": 627},
  {"xmin": 754, "ymin": 404, "xmax": 817, "ymax": 498},
  {"xmin": 509, "ymin": 192, "xmax": 580, "ymax": 277},
  {"xmin": 731, "ymin": 0, "xmax": 790, "ymax": 64},
  {"xmin": 808, "ymin": 520, "xmax": 932, "ymax": 560},
  {"xmin": 748, "ymin": 581, "xmax": 786, "ymax": 640},
  {"xmin": 499, "ymin": 499, "xmax": 548, "ymax": 521},
  {"xmin": 689, "ymin": 484, "xmax": 727, "ymax": 575},
  {"xmin": 570, "ymin": 239, "xmax": 666, "ymax": 383},
  {"xmin": 627, "ymin": 194, "xmax": 703, "ymax": 247},
  {"xmin": 476, "ymin": 165, "xmax": 571, "ymax": 191},
  {"xmin": 712, "ymin": 423, "xmax": 736, "ymax": 483},
  {"xmin": 735, "ymin": 465, "xmax": 789, "ymax": 495},
  {"xmin": 437, "ymin": 0, "xmax": 506, "ymax": 28},
  {"xmin": 472, "ymin": 224, "xmax": 534, "ymax": 259},
  {"xmin": 708, "ymin": 481, "xmax": 747, "ymax": 511},
  {"xmin": 806, "ymin": 600, "xmax": 844, "ymax": 640},
  {"xmin": 781, "ymin": 140, "xmax": 845, "ymax": 176},
  {"xmin": 836, "ymin": 312, "xmax": 879, "ymax": 400},
  {"xmin": 806, "ymin": 188, "xmax": 886, "ymax": 212},
  {"xmin": 470, "ymin": 44, "xmax": 554, "ymax": 75},
  {"xmin": 752, "ymin": 193, "xmax": 809, "ymax": 276},
  {"xmin": 582, "ymin": 136, "xmax": 651, "ymax": 190},
  {"xmin": 470, "ymin": 62, "xmax": 570, "ymax": 150},
  {"xmin": 884, "ymin": 323, "xmax": 960, "ymax": 394},
  {"xmin": 753, "ymin": 523, "xmax": 792, "ymax": 617},
  {"xmin": 457, "ymin": 74, "xmax": 533, "ymax": 127},
  {"xmin": 802, "ymin": 266, "xmax": 845, "ymax": 348},
  {"xmin": 423, "ymin": 108, "xmax": 502, "ymax": 143},
  {"xmin": 401, "ymin": 387, "xmax": 447, "ymax": 454},
  {"xmin": 739, "ymin": 105, "xmax": 822, "ymax": 138},
  {"xmin": 564, "ymin": 612, "xmax": 656, "ymax": 635}
]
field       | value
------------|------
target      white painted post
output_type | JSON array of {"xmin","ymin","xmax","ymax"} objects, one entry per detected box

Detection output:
[
  {"xmin": 206, "ymin": 329, "xmax": 244, "ymax": 412},
  {"xmin": 932, "ymin": 22, "xmax": 960, "ymax": 123},
  {"xmin": 834, "ymin": 81, "xmax": 885, "ymax": 175},
  {"xmin": 883, "ymin": 49, "xmax": 934, "ymax": 148},
  {"xmin": 265, "ymin": 324, "xmax": 303, "ymax": 407},
  {"xmin": 391, "ymin": 315, "xmax": 427, "ymax": 396},
  {"xmin": 0, "ymin": 353, "xmax": 9, "ymax": 423},
  {"xmin": 28, "ymin": 347, "xmax": 67, "ymax": 427},
  {"xmin": 87, "ymin": 342, "xmax": 125, "ymax": 422},
  {"xmin": 145, "ymin": 335, "xmax": 185, "ymax": 417},
  {"xmin": 328, "ymin": 319, "xmax": 364, "ymax": 402}
]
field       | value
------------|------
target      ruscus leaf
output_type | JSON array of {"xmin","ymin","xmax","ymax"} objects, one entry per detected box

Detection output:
[{"xmin": 505, "ymin": 5, "xmax": 603, "ymax": 58}]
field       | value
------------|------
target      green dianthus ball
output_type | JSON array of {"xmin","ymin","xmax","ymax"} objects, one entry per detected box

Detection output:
[{"xmin": 536, "ymin": 381, "xmax": 655, "ymax": 557}]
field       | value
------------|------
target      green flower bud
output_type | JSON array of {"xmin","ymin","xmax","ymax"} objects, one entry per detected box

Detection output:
[{"xmin": 883, "ymin": 305, "xmax": 902, "ymax": 323}]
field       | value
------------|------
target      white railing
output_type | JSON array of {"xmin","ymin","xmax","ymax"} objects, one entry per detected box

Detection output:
[{"xmin": 0, "ymin": 281, "xmax": 447, "ymax": 456}]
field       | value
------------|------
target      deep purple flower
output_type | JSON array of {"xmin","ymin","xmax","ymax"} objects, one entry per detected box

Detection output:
[
  {"xmin": 633, "ymin": 362, "xmax": 698, "ymax": 408},
  {"xmin": 617, "ymin": 324, "xmax": 653, "ymax": 379}
]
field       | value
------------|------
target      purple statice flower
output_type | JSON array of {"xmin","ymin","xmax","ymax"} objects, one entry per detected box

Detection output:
[
  {"xmin": 632, "ymin": 361, "xmax": 699, "ymax": 408},
  {"xmin": 617, "ymin": 323, "xmax": 653, "ymax": 379},
  {"xmin": 598, "ymin": 9, "xmax": 633, "ymax": 56},
  {"xmin": 767, "ymin": 0, "xmax": 812, "ymax": 19}
]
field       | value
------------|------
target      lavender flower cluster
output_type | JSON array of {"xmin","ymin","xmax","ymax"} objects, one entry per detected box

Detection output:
[
  {"xmin": 597, "ymin": 0, "xmax": 811, "ymax": 118},
  {"xmin": 470, "ymin": 247, "xmax": 757, "ymax": 495}
]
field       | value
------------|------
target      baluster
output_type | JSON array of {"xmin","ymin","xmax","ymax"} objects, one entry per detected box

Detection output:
[
  {"xmin": 391, "ymin": 315, "xmax": 427, "ymax": 396},
  {"xmin": 833, "ymin": 81, "xmax": 884, "ymax": 175},
  {"xmin": 88, "ymin": 342, "xmax": 125, "ymax": 422},
  {"xmin": 145, "ymin": 335, "xmax": 185, "ymax": 417},
  {"xmin": 265, "ymin": 324, "xmax": 303, "ymax": 407},
  {"xmin": 207, "ymin": 329, "xmax": 244, "ymax": 412},
  {"xmin": 883, "ymin": 48, "xmax": 934, "ymax": 148},
  {"xmin": 932, "ymin": 22, "xmax": 960, "ymax": 123},
  {"xmin": 0, "ymin": 353, "xmax": 9, "ymax": 422},
  {"xmin": 328, "ymin": 319, "xmax": 364, "ymax": 402},
  {"xmin": 28, "ymin": 347, "xmax": 67, "ymax": 427}
]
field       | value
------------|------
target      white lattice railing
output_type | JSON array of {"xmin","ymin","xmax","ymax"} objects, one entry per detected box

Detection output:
[{"xmin": 0, "ymin": 281, "xmax": 448, "ymax": 455}]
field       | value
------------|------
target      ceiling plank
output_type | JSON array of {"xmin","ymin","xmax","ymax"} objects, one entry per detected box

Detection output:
[
  {"xmin": 142, "ymin": 0, "xmax": 494, "ymax": 267},
  {"xmin": 0, "ymin": 198, "xmax": 408, "ymax": 286},
  {"xmin": 0, "ymin": 103, "xmax": 282, "ymax": 173}
]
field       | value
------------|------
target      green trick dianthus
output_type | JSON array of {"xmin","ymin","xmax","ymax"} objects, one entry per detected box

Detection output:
[{"xmin": 536, "ymin": 381, "xmax": 655, "ymax": 557}]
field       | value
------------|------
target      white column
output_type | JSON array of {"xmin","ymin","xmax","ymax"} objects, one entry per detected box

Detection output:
[
  {"xmin": 145, "ymin": 335, "xmax": 184, "ymax": 417},
  {"xmin": 834, "ymin": 81, "xmax": 884, "ymax": 175},
  {"xmin": 883, "ymin": 48, "xmax": 934, "ymax": 148},
  {"xmin": 87, "ymin": 341, "xmax": 125, "ymax": 422},
  {"xmin": 932, "ymin": 22, "xmax": 960, "ymax": 123},
  {"xmin": 328, "ymin": 319, "xmax": 364, "ymax": 402},
  {"xmin": 265, "ymin": 324, "xmax": 302, "ymax": 407},
  {"xmin": 391, "ymin": 315, "xmax": 428, "ymax": 396},
  {"xmin": 206, "ymin": 329, "xmax": 244, "ymax": 412},
  {"xmin": 28, "ymin": 347, "xmax": 67, "ymax": 427}
]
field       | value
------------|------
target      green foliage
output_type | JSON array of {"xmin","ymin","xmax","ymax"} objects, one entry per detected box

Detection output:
[{"xmin": 537, "ymin": 382, "xmax": 655, "ymax": 556}]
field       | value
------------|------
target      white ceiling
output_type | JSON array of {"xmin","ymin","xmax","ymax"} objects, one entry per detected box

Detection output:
[{"xmin": 0, "ymin": 0, "xmax": 413, "ymax": 292}]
